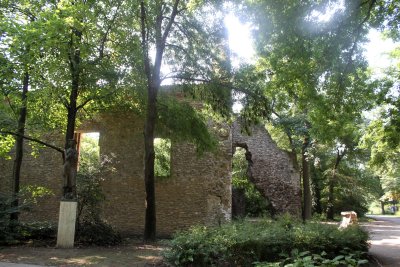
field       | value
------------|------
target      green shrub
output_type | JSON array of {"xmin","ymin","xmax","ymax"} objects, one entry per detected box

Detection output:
[
  {"xmin": 255, "ymin": 250, "xmax": 369, "ymax": 267},
  {"xmin": 75, "ymin": 220, "xmax": 122, "ymax": 246},
  {"xmin": 75, "ymin": 137, "xmax": 121, "ymax": 246},
  {"xmin": 0, "ymin": 186, "xmax": 54, "ymax": 245},
  {"xmin": 163, "ymin": 218, "xmax": 369, "ymax": 266},
  {"xmin": 18, "ymin": 221, "xmax": 56, "ymax": 240},
  {"xmin": 0, "ymin": 194, "xmax": 20, "ymax": 245}
]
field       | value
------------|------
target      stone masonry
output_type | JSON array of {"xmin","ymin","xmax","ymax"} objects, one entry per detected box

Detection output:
[
  {"xmin": 232, "ymin": 120, "xmax": 302, "ymax": 216},
  {"xmin": 0, "ymin": 113, "xmax": 301, "ymax": 236}
]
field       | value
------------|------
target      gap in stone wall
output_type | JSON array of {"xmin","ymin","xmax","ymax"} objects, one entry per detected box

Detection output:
[
  {"xmin": 76, "ymin": 132, "xmax": 100, "ymax": 170},
  {"xmin": 231, "ymin": 146, "xmax": 273, "ymax": 218}
]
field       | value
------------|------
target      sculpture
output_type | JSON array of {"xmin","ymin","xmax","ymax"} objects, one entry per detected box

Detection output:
[{"xmin": 62, "ymin": 139, "xmax": 78, "ymax": 200}]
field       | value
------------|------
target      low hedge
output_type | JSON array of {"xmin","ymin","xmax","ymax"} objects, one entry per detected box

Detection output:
[{"xmin": 163, "ymin": 218, "xmax": 369, "ymax": 266}]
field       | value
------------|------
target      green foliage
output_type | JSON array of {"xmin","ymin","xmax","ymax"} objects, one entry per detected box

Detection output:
[
  {"xmin": 17, "ymin": 221, "xmax": 56, "ymax": 241},
  {"xmin": 75, "ymin": 134, "xmax": 121, "ymax": 246},
  {"xmin": 0, "ymin": 194, "xmax": 22, "ymax": 245},
  {"xmin": 163, "ymin": 218, "xmax": 369, "ymax": 266},
  {"xmin": 309, "ymin": 142, "xmax": 380, "ymax": 217},
  {"xmin": 155, "ymin": 138, "xmax": 171, "ymax": 177},
  {"xmin": 76, "ymin": 220, "xmax": 121, "ymax": 246},
  {"xmin": 19, "ymin": 185, "xmax": 54, "ymax": 204},
  {"xmin": 0, "ymin": 134, "xmax": 14, "ymax": 159},
  {"xmin": 0, "ymin": 185, "xmax": 53, "ymax": 245},
  {"xmin": 232, "ymin": 147, "xmax": 268, "ymax": 216},
  {"xmin": 255, "ymin": 249, "xmax": 368, "ymax": 267},
  {"xmin": 157, "ymin": 96, "xmax": 217, "ymax": 155}
]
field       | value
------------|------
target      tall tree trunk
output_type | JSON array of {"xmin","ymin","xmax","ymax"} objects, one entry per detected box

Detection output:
[
  {"xmin": 380, "ymin": 201, "xmax": 385, "ymax": 215},
  {"xmin": 65, "ymin": 37, "xmax": 80, "ymax": 148},
  {"xmin": 140, "ymin": 0, "xmax": 180, "ymax": 241},
  {"xmin": 302, "ymin": 135, "xmax": 312, "ymax": 220},
  {"xmin": 143, "ymin": 83, "xmax": 157, "ymax": 241},
  {"xmin": 10, "ymin": 71, "xmax": 29, "ymax": 222},
  {"xmin": 326, "ymin": 150, "xmax": 343, "ymax": 220},
  {"xmin": 65, "ymin": 88, "xmax": 78, "ymax": 147},
  {"xmin": 310, "ymin": 164, "xmax": 322, "ymax": 214},
  {"xmin": 61, "ymin": 29, "xmax": 81, "ymax": 201}
]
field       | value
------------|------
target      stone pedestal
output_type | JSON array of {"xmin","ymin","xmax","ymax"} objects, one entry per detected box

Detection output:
[{"xmin": 56, "ymin": 200, "xmax": 77, "ymax": 248}]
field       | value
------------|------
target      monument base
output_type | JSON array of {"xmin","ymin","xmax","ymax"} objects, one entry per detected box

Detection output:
[{"xmin": 56, "ymin": 200, "xmax": 77, "ymax": 248}]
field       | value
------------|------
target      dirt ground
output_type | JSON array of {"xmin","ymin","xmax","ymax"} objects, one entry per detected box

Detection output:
[
  {"xmin": 0, "ymin": 238, "xmax": 166, "ymax": 267},
  {"xmin": 2, "ymin": 217, "xmax": 399, "ymax": 267}
]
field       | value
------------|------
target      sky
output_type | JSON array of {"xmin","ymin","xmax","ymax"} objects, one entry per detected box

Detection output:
[
  {"xmin": 224, "ymin": 13, "xmax": 399, "ymax": 114},
  {"xmin": 365, "ymin": 29, "xmax": 398, "ymax": 76},
  {"xmin": 224, "ymin": 16, "xmax": 398, "ymax": 73}
]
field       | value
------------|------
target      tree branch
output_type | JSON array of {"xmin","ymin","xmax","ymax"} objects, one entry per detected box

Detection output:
[
  {"xmin": 0, "ymin": 131, "xmax": 64, "ymax": 155},
  {"xmin": 162, "ymin": 0, "xmax": 181, "ymax": 44},
  {"xmin": 339, "ymin": 0, "xmax": 377, "ymax": 90},
  {"xmin": 98, "ymin": 0, "xmax": 122, "ymax": 60},
  {"xmin": 140, "ymin": 0, "xmax": 152, "ymax": 84}
]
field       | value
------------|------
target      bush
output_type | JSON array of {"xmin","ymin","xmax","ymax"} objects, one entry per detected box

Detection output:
[
  {"xmin": 0, "ymin": 194, "xmax": 20, "ymax": 245},
  {"xmin": 255, "ymin": 250, "xmax": 369, "ymax": 267},
  {"xmin": 163, "ymin": 217, "xmax": 369, "ymax": 266},
  {"xmin": 0, "ymin": 186, "xmax": 54, "ymax": 245},
  {"xmin": 17, "ymin": 221, "xmax": 56, "ymax": 240},
  {"xmin": 75, "ymin": 220, "xmax": 122, "ymax": 246},
  {"xmin": 74, "ymin": 139, "xmax": 121, "ymax": 246}
]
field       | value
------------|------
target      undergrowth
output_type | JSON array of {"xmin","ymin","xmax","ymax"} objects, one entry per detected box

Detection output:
[{"xmin": 163, "ymin": 216, "xmax": 369, "ymax": 266}]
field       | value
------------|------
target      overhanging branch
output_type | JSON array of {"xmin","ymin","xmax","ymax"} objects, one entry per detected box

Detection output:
[{"xmin": 0, "ymin": 131, "xmax": 64, "ymax": 155}]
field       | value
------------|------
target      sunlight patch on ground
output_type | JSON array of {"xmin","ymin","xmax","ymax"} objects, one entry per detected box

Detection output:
[{"xmin": 49, "ymin": 255, "xmax": 106, "ymax": 265}]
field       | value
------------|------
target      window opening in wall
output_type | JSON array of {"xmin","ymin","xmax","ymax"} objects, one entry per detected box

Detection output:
[
  {"xmin": 77, "ymin": 132, "xmax": 100, "ymax": 170},
  {"xmin": 154, "ymin": 138, "xmax": 171, "ymax": 177},
  {"xmin": 232, "ymin": 146, "xmax": 269, "ymax": 218}
]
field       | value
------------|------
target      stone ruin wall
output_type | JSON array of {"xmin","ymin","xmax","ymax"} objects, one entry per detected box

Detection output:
[
  {"xmin": 0, "ymin": 113, "xmax": 302, "ymax": 236},
  {"xmin": 232, "ymin": 121, "xmax": 302, "ymax": 216},
  {"xmin": 85, "ymin": 113, "xmax": 232, "ymax": 235},
  {"xmin": 0, "ymin": 133, "xmax": 64, "ymax": 223},
  {"xmin": 0, "ymin": 113, "xmax": 232, "ymax": 236}
]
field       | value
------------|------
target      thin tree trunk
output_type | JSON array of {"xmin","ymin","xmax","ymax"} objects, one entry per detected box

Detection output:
[
  {"xmin": 65, "ymin": 39, "xmax": 80, "ymax": 148},
  {"xmin": 381, "ymin": 201, "xmax": 385, "ymax": 215},
  {"xmin": 310, "ymin": 164, "xmax": 322, "ymax": 214},
  {"xmin": 10, "ymin": 71, "xmax": 29, "ymax": 223},
  {"xmin": 326, "ymin": 150, "xmax": 343, "ymax": 220},
  {"xmin": 140, "ymin": 0, "xmax": 180, "ymax": 241},
  {"xmin": 302, "ymin": 135, "xmax": 312, "ymax": 220},
  {"xmin": 144, "ymin": 83, "xmax": 157, "ymax": 241}
]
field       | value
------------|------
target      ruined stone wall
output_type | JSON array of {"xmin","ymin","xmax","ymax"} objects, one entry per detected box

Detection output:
[
  {"xmin": 0, "ymin": 135, "xmax": 64, "ymax": 223},
  {"xmin": 82, "ymin": 113, "xmax": 232, "ymax": 235},
  {"xmin": 0, "ymin": 113, "xmax": 232, "ymax": 236},
  {"xmin": 0, "ymin": 113, "xmax": 301, "ymax": 236},
  {"xmin": 232, "ymin": 121, "xmax": 302, "ymax": 217}
]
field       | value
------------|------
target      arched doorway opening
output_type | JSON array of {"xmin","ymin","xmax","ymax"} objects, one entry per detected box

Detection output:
[{"xmin": 231, "ymin": 145, "xmax": 274, "ymax": 218}]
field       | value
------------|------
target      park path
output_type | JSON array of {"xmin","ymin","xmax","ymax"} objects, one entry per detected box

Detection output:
[
  {"xmin": 0, "ymin": 263, "xmax": 46, "ymax": 267},
  {"xmin": 364, "ymin": 215, "xmax": 400, "ymax": 267}
]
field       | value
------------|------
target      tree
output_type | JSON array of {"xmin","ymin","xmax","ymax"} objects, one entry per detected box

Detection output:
[
  {"xmin": 1, "ymin": 0, "xmax": 124, "ymax": 226},
  {"xmin": 237, "ymin": 0, "xmax": 377, "ymax": 219},
  {"xmin": 0, "ymin": 0, "xmax": 39, "ymax": 222},
  {"xmin": 138, "ymin": 0, "xmax": 234, "ymax": 241}
]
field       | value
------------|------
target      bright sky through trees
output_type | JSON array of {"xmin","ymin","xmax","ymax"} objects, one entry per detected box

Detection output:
[
  {"xmin": 224, "ymin": 14, "xmax": 398, "ymax": 74},
  {"xmin": 224, "ymin": 13, "xmax": 255, "ymax": 67},
  {"xmin": 365, "ymin": 29, "xmax": 398, "ymax": 75}
]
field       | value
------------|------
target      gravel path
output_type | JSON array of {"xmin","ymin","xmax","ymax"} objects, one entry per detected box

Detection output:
[{"xmin": 364, "ymin": 215, "xmax": 400, "ymax": 267}]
